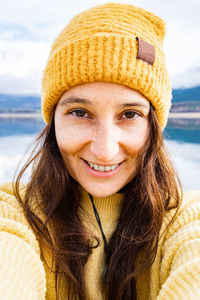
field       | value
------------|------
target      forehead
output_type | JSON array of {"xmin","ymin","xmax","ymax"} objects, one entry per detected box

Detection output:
[{"xmin": 58, "ymin": 82, "xmax": 150, "ymax": 108}]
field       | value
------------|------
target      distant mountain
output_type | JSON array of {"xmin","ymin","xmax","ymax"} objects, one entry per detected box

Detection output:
[
  {"xmin": 171, "ymin": 86, "xmax": 200, "ymax": 112},
  {"xmin": 172, "ymin": 86, "xmax": 200, "ymax": 102},
  {"xmin": 0, "ymin": 85, "xmax": 200, "ymax": 113},
  {"xmin": 0, "ymin": 94, "xmax": 41, "ymax": 113}
]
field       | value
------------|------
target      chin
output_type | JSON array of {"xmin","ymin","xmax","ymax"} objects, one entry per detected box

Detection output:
[{"xmin": 83, "ymin": 184, "xmax": 122, "ymax": 198}]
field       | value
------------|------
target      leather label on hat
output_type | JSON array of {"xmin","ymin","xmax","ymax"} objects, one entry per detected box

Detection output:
[{"xmin": 136, "ymin": 37, "xmax": 155, "ymax": 65}]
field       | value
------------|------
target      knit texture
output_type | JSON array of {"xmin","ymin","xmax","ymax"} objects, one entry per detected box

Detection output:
[
  {"xmin": 1, "ymin": 183, "xmax": 200, "ymax": 299},
  {"xmin": 41, "ymin": 2, "xmax": 172, "ymax": 130}
]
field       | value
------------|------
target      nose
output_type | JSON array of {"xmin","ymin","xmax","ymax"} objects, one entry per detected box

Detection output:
[{"xmin": 90, "ymin": 121, "xmax": 120, "ymax": 163}]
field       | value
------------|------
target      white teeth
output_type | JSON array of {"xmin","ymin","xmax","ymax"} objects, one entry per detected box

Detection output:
[
  {"xmin": 87, "ymin": 161, "xmax": 119, "ymax": 172},
  {"xmin": 99, "ymin": 166, "xmax": 105, "ymax": 171},
  {"xmin": 105, "ymin": 166, "xmax": 111, "ymax": 171}
]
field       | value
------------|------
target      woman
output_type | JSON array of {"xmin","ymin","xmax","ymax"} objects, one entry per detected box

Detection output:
[{"xmin": 0, "ymin": 2, "xmax": 200, "ymax": 300}]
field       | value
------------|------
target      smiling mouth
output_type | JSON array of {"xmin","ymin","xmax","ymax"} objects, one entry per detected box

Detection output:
[{"xmin": 83, "ymin": 159, "xmax": 123, "ymax": 172}]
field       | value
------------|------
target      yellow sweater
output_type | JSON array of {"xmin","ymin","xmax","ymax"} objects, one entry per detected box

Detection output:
[{"xmin": 0, "ymin": 182, "xmax": 200, "ymax": 299}]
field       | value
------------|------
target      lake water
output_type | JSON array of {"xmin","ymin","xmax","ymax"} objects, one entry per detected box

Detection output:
[{"xmin": 0, "ymin": 117, "xmax": 200, "ymax": 191}]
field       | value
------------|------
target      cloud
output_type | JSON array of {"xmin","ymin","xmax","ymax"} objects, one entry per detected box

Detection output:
[
  {"xmin": 0, "ymin": 74, "xmax": 41, "ymax": 94},
  {"xmin": 0, "ymin": 39, "xmax": 50, "ymax": 94},
  {"xmin": 165, "ymin": 139, "xmax": 200, "ymax": 191},
  {"xmin": 0, "ymin": 0, "xmax": 200, "ymax": 93},
  {"xmin": 0, "ymin": 135, "xmax": 34, "ymax": 183},
  {"xmin": 171, "ymin": 66, "xmax": 200, "ymax": 88},
  {"xmin": 0, "ymin": 0, "xmax": 91, "ymax": 41}
]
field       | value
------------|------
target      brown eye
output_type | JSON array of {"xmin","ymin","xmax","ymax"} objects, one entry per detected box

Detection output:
[
  {"xmin": 122, "ymin": 111, "xmax": 140, "ymax": 119},
  {"xmin": 69, "ymin": 109, "xmax": 89, "ymax": 118}
]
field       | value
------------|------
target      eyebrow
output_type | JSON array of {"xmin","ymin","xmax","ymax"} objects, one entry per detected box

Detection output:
[
  {"xmin": 60, "ymin": 97, "xmax": 92, "ymax": 106},
  {"xmin": 60, "ymin": 96, "xmax": 149, "ymax": 109}
]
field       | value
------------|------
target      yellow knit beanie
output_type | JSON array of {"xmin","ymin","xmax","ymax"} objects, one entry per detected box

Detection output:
[{"xmin": 41, "ymin": 2, "xmax": 172, "ymax": 130}]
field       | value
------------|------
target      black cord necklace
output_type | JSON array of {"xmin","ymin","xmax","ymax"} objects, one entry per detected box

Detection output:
[{"xmin": 88, "ymin": 193, "xmax": 109, "ymax": 283}]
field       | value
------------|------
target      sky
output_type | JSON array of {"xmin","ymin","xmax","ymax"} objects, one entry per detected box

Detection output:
[{"xmin": 0, "ymin": 0, "xmax": 200, "ymax": 95}]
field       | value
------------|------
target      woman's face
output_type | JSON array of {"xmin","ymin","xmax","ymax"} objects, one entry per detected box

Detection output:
[{"xmin": 54, "ymin": 82, "xmax": 150, "ymax": 197}]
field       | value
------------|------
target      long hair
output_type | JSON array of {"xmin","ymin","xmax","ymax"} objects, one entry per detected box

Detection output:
[{"xmin": 13, "ymin": 104, "xmax": 182, "ymax": 300}]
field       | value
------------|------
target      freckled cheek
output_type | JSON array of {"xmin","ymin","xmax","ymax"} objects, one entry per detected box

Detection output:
[
  {"xmin": 126, "ymin": 142, "xmax": 143, "ymax": 158},
  {"xmin": 125, "ymin": 138, "xmax": 147, "ymax": 161},
  {"xmin": 55, "ymin": 127, "xmax": 90, "ymax": 155}
]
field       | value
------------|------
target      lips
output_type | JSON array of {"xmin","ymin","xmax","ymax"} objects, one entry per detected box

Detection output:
[
  {"xmin": 82, "ymin": 158, "xmax": 123, "ymax": 178},
  {"xmin": 82, "ymin": 159, "xmax": 123, "ymax": 172},
  {"xmin": 88, "ymin": 162, "xmax": 118, "ymax": 172}
]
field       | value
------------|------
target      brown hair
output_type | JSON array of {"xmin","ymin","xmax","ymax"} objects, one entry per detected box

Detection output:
[{"xmin": 14, "ymin": 105, "xmax": 182, "ymax": 300}]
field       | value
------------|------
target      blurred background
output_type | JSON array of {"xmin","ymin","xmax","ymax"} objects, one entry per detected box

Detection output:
[{"xmin": 0, "ymin": 0, "xmax": 200, "ymax": 191}]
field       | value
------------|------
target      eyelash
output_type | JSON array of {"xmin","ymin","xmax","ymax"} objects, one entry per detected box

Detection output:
[{"xmin": 67, "ymin": 109, "xmax": 141, "ymax": 120}]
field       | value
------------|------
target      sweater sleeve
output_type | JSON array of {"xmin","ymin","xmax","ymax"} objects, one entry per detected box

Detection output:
[
  {"xmin": 157, "ymin": 191, "xmax": 200, "ymax": 299},
  {"xmin": 0, "ymin": 183, "xmax": 46, "ymax": 300}
]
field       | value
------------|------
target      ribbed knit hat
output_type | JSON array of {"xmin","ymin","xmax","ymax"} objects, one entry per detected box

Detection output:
[{"xmin": 41, "ymin": 2, "xmax": 172, "ymax": 130}]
